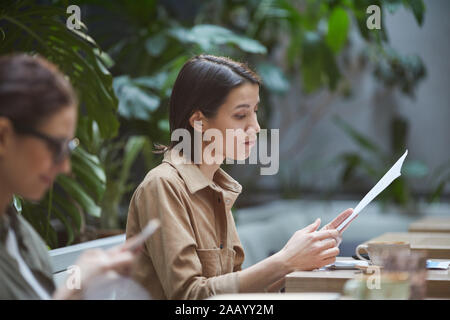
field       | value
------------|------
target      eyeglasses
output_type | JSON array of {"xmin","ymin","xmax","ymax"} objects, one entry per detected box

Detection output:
[{"xmin": 13, "ymin": 124, "xmax": 79, "ymax": 165}]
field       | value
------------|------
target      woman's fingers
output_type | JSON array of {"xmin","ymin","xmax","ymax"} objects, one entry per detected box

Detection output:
[
  {"xmin": 313, "ymin": 229, "xmax": 339, "ymax": 241},
  {"xmin": 321, "ymin": 256, "xmax": 337, "ymax": 267},
  {"xmin": 339, "ymin": 214, "xmax": 358, "ymax": 233},
  {"xmin": 110, "ymin": 251, "xmax": 134, "ymax": 267},
  {"xmin": 318, "ymin": 238, "xmax": 337, "ymax": 251},
  {"xmin": 335, "ymin": 234, "xmax": 343, "ymax": 247},
  {"xmin": 284, "ymin": 219, "xmax": 342, "ymax": 271},
  {"xmin": 319, "ymin": 247, "xmax": 340, "ymax": 260},
  {"xmin": 304, "ymin": 218, "xmax": 321, "ymax": 233},
  {"xmin": 89, "ymin": 247, "xmax": 136, "ymax": 276},
  {"xmin": 324, "ymin": 208, "xmax": 353, "ymax": 230}
]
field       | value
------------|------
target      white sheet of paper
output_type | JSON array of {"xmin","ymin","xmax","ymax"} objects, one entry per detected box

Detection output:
[
  {"xmin": 337, "ymin": 150, "xmax": 408, "ymax": 232},
  {"xmin": 426, "ymin": 260, "xmax": 450, "ymax": 270},
  {"xmin": 323, "ymin": 260, "xmax": 369, "ymax": 270}
]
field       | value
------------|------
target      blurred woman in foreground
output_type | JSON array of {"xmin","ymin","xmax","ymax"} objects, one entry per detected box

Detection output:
[{"xmin": 0, "ymin": 53, "xmax": 136, "ymax": 299}]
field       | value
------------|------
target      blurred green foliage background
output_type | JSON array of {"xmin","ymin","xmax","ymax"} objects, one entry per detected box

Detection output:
[{"xmin": 1, "ymin": 0, "xmax": 442, "ymax": 249}]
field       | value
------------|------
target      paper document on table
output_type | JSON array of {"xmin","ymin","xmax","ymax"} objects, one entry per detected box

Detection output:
[
  {"xmin": 426, "ymin": 260, "xmax": 450, "ymax": 270},
  {"xmin": 337, "ymin": 150, "xmax": 408, "ymax": 232},
  {"xmin": 324, "ymin": 260, "xmax": 369, "ymax": 270}
]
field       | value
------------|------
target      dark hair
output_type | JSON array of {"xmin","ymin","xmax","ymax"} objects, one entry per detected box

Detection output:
[
  {"xmin": 0, "ymin": 53, "xmax": 77, "ymax": 129},
  {"xmin": 155, "ymin": 54, "xmax": 261, "ymax": 157}
]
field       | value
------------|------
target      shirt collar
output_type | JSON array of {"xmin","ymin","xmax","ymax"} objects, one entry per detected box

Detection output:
[
  {"xmin": 162, "ymin": 150, "xmax": 242, "ymax": 195},
  {"xmin": 0, "ymin": 206, "xmax": 26, "ymax": 251}
]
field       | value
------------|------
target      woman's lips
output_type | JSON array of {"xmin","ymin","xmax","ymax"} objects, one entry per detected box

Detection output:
[{"xmin": 244, "ymin": 140, "xmax": 256, "ymax": 147}]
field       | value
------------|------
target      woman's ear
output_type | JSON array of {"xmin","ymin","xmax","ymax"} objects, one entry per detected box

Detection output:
[{"xmin": 189, "ymin": 110, "xmax": 206, "ymax": 132}]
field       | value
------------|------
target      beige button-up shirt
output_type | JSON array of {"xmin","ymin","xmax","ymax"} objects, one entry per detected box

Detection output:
[{"xmin": 126, "ymin": 151, "xmax": 245, "ymax": 299}]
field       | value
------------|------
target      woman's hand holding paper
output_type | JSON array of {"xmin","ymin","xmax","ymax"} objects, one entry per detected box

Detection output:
[{"xmin": 320, "ymin": 208, "xmax": 354, "ymax": 246}]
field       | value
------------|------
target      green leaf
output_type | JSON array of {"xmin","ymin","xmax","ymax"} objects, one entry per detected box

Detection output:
[
  {"xmin": 158, "ymin": 119, "xmax": 170, "ymax": 133},
  {"xmin": 406, "ymin": 0, "xmax": 425, "ymax": 26},
  {"xmin": 145, "ymin": 33, "xmax": 168, "ymax": 57},
  {"xmin": 71, "ymin": 149, "xmax": 106, "ymax": 202},
  {"xmin": 286, "ymin": 32, "xmax": 302, "ymax": 68},
  {"xmin": 227, "ymin": 34, "xmax": 267, "ymax": 54},
  {"xmin": 340, "ymin": 153, "xmax": 362, "ymax": 183},
  {"xmin": 133, "ymin": 72, "xmax": 169, "ymax": 90},
  {"xmin": 56, "ymin": 175, "xmax": 101, "ymax": 218},
  {"xmin": 326, "ymin": 7, "xmax": 350, "ymax": 53},
  {"xmin": 333, "ymin": 116, "xmax": 384, "ymax": 157},
  {"xmin": 51, "ymin": 206, "xmax": 75, "ymax": 245},
  {"xmin": 68, "ymin": 27, "xmax": 100, "ymax": 50},
  {"xmin": 429, "ymin": 180, "xmax": 447, "ymax": 203},
  {"xmin": 0, "ymin": 11, "xmax": 120, "ymax": 140},
  {"xmin": 301, "ymin": 32, "xmax": 322, "ymax": 92},
  {"xmin": 169, "ymin": 24, "xmax": 267, "ymax": 54},
  {"xmin": 391, "ymin": 116, "xmax": 408, "ymax": 154},
  {"xmin": 385, "ymin": 0, "xmax": 403, "ymax": 14},
  {"xmin": 113, "ymin": 76, "xmax": 161, "ymax": 120},
  {"xmin": 52, "ymin": 192, "xmax": 82, "ymax": 232},
  {"xmin": 73, "ymin": 145, "xmax": 102, "ymax": 166},
  {"xmin": 256, "ymin": 62, "xmax": 290, "ymax": 94},
  {"xmin": 13, "ymin": 195, "xmax": 22, "ymax": 213},
  {"xmin": 301, "ymin": 32, "xmax": 341, "ymax": 92},
  {"xmin": 322, "ymin": 42, "xmax": 341, "ymax": 90},
  {"xmin": 120, "ymin": 136, "xmax": 147, "ymax": 185},
  {"xmin": 72, "ymin": 148, "xmax": 105, "ymax": 179},
  {"xmin": 336, "ymin": 152, "xmax": 380, "ymax": 182},
  {"xmin": 389, "ymin": 178, "xmax": 410, "ymax": 206},
  {"xmin": 45, "ymin": 220, "xmax": 58, "ymax": 249},
  {"xmin": 76, "ymin": 117, "xmax": 102, "ymax": 152}
]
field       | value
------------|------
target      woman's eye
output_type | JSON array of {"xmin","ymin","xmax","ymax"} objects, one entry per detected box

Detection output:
[
  {"xmin": 45, "ymin": 141, "xmax": 62, "ymax": 157},
  {"xmin": 234, "ymin": 114, "xmax": 246, "ymax": 119}
]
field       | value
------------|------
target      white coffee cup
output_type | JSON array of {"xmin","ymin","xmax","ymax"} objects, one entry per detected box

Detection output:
[{"xmin": 355, "ymin": 241, "xmax": 411, "ymax": 266}]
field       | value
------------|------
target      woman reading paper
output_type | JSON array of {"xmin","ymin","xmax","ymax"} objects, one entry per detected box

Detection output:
[{"xmin": 126, "ymin": 54, "xmax": 353, "ymax": 300}]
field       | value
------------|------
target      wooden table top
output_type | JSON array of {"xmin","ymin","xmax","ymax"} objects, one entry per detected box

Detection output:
[
  {"xmin": 285, "ymin": 257, "xmax": 450, "ymax": 298},
  {"xmin": 365, "ymin": 232, "xmax": 450, "ymax": 259},
  {"xmin": 409, "ymin": 217, "xmax": 450, "ymax": 233}
]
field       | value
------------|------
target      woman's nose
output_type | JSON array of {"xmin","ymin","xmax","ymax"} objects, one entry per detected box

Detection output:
[
  {"xmin": 249, "ymin": 113, "xmax": 261, "ymax": 134},
  {"xmin": 57, "ymin": 156, "xmax": 72, "ymax": 175}
]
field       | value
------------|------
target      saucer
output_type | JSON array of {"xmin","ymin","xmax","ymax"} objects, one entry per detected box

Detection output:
[{"xmin": 356, "ymin": 264, "xmax": 384, "ymax": 273}]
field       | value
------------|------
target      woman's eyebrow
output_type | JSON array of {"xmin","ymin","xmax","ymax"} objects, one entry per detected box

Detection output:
[
  {"xmin": 234, "ymin": 100, "xmax": 260, "ymax": 110},
  {"xmin": 234, "ymin": 104, "xmax": 250, "ymax": 110}
]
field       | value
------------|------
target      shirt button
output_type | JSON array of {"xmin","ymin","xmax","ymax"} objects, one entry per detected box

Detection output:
[{"xmin": 225, "ymin": 199, "xmax": 231, "ymax": 205}]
